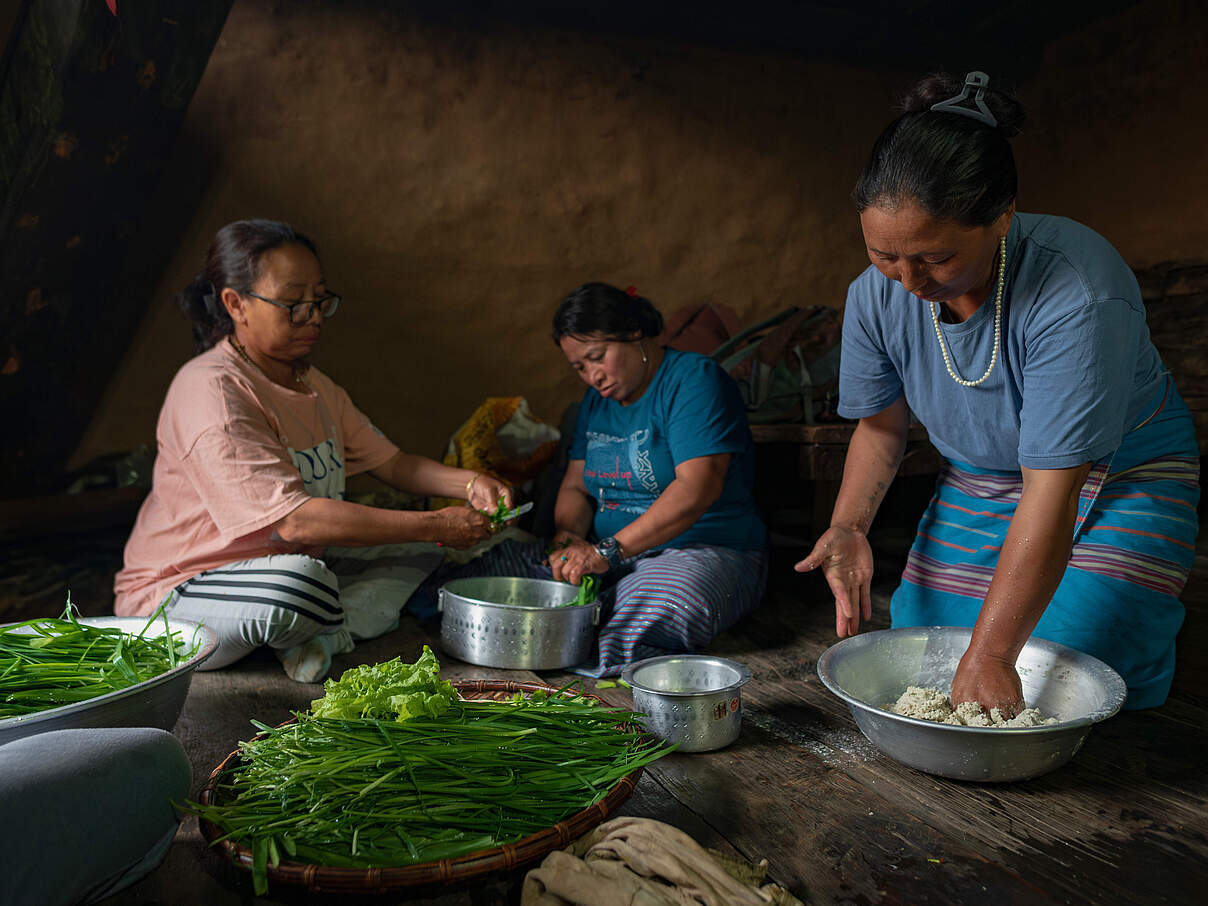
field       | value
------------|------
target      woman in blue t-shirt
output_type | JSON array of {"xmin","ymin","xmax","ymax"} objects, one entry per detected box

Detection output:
[
  {"xmin": 795, "ymin": 71, "xmax": 1199, "ymax": 711},
  {"xmin": 546, "ymin": 283, "xmax": 767, "ymax": 674},
  {"xmin": 416, "ymin": 283, "xmax": 769, "ymax": 676}
]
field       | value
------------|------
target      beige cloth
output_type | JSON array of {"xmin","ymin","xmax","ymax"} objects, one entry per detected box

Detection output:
[{"xmin": 521, "ymin": 817, "xmax": 803, "ymax": 906}]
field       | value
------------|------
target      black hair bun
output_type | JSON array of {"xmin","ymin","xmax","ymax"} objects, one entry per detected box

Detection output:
[{"xmin": 902, "ymin": 71, "xmax": 1026, "ymax": 138}]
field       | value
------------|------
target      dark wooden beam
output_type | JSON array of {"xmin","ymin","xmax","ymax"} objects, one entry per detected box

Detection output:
[
  {"xmin": 403, "ymin": 0, "xmax": 1146, "ymax": 75},
  {"xmin": 0, "ymin": 0, "xmax": 233, "ymax": 498}
]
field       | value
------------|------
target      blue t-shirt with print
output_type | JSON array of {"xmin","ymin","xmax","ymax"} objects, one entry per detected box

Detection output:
[
  {"xmin": 838, "ymin": 213, "xmax": 1169, "ymax": 471},
  {"xmin": 569, "ymin": 348, "xmax": 766, "ymax": 550}
]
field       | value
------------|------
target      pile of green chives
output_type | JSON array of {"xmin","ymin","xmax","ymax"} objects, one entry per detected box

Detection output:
[
  {"xmin": 0, "ymin": 605, "xmax": 193, "ymax": 719},
  {"xmin": 190, "ymin": 691, "xmax": 672, "ymax": 893}
]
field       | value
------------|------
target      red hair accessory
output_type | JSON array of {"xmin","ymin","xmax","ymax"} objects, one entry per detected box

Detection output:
[{"xmin": 625, "ymin": 285, "xmax": 638, "ymax": 298}]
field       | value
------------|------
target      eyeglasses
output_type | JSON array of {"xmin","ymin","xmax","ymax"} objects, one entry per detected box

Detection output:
[{"xmin": 243, "ymin": 290, "xmax": 341, "ymax": 325}]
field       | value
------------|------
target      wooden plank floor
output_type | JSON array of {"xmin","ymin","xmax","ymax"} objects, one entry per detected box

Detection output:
[{"xmin": 4, "ymin": 520, "xmax": 1205, "ymax": 904}]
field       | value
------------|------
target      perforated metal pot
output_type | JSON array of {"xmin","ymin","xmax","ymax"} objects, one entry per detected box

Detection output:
[
  {"xmin": 622, "ymin": 655, "xmax": 752, "ymax": 753},
  {"xmin": 438, "ymin": 577, "xmax": 601, "ymax": 670}
]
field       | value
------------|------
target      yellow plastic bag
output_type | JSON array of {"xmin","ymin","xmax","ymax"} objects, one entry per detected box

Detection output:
[{"xmin": 431, "ymin": 397, "xmax": 560, "ymax": 509}]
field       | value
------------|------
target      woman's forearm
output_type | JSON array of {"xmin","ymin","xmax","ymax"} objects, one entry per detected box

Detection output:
[
  {"xmin": 554, "ymin": 487, "xmax": 594, "ymax": 538},
  {"xmin": 371, "ymin": 452, "xmax": 478, "ymax": 500},
  {"xmin": 274, "ymin": 496, "xmax": 440, "ymax": 547},
  {"xmin": 612, "ymin": 456, "xmax": 728, "ymax": 557},
  {"xmin": 966, "ymin": 464, "xmax": 1091, "ymax": 663},
  {"xmin": 830, "ymin": 395, "xmax": 910, "ymax": 534},
  {"xmin": 553, "ymin": 460, "xmax": 594, "ymax": 538},
  {"xmin": 613, "ymin": 479, "xmax": 716, "ymax": 557}
]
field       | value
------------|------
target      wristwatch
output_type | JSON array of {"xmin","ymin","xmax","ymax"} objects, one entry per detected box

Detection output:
[{"xmin": 595, "ymin": 536, "xmax": 625, "ymax": 568}]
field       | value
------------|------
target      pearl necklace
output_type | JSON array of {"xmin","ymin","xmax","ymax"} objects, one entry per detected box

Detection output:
[
  {"xmin": 228, "ymin": 335, "xmax": 308, "ymax": 389},
  {"xmin": 930, "ymin": 236, "xmax": 1006, "ymax": 387}
]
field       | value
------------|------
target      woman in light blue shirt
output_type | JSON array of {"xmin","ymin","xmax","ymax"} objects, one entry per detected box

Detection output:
[{"xmin": 796, "ymin": 72, "xmax": 1199, "ymax": 711}]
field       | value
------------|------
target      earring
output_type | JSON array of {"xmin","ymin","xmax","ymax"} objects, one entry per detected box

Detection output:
[{"xmin": 640, "ymin": 343, "xmax": 648, "ymax": 365}]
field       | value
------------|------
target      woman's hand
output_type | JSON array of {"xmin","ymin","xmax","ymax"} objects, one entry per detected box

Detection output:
[
  {"xmin": 951, "ymin": 647, "xmax": 1025, "ymax": 718},
  {"xmin": 467, "ymin": 473, "xmax": 513, "ymax": 513},
  {"xmin": 429, "ymin": 506, "xmax": 494, "ymax": 549},
  {"xmin": 951, "ymin": 462, "xmax": 1090, "ymax": 720},
  {"xmin": 794, "ymin": 526, "xmax": 875, "ymax": 637},
  {"xmin": 549, "ymin": 538, "xmax": 607, "ymax": 586},
  {"xmin": 550, "ymin": 529, "xmax": 585, "ymax": 549}
]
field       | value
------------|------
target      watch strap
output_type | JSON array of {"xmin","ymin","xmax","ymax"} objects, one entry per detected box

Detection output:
[{"xmin": 596, "ymin": 536, "xmax": 625, "ymax": 567}]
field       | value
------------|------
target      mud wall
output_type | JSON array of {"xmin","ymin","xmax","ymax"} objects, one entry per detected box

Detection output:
[{"xmin": 70, "ymin": 0, "xmax": 1208, "ymax": 468}]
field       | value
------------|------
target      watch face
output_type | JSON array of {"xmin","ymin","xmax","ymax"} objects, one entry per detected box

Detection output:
[{"xmin": 597, "ymin": 538, "xmax": 619, "ymax": 563}]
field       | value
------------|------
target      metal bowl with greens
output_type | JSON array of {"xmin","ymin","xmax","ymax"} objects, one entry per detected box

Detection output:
[{"xmin": 0, "ymin": 606, "xmax": 217, "ymax": 744}]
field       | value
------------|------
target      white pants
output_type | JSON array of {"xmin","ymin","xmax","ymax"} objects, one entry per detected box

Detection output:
[{"xmin": 164, "ymin": 544, "xmax": 443, "ymax": 670}]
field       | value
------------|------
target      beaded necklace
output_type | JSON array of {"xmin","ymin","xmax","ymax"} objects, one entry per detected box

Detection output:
[
  {"xmin": 228, "ymin": 335, "xmax": 308, "ymax": 390},
  {"xmin": 930, "ymin": 236, "xmax": 1006, "ymax": 387}
]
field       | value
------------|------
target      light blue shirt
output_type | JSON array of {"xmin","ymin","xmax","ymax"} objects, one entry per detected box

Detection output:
[
  {"xmin": 838, "ymin": 213, "xmax": 1168, "ymax": 471},
  {"xmin": 570, "ymin": 348, "xmax": 766, "ymax": 550}
]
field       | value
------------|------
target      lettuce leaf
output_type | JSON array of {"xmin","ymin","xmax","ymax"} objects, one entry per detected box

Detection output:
[{"xmin": 310, "ymin": 645, "xmax": 457, "ymax": 722}]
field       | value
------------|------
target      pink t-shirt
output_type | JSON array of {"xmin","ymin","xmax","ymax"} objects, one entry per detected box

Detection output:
[{"xmin": 113, "ymin": 340, "xmax": 399, "ymax": 616}]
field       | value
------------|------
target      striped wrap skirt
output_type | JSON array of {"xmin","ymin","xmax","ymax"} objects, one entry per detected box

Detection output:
[
  {"xmin": 409, "ymin": 540, "xmax": 768, "ymax": 677},
  {"xmin": 891, "ymin": 379, "xmax": 1200, "ymax": 709}
]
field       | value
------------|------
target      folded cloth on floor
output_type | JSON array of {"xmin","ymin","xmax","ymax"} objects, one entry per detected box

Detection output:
[
  {"xmin": 521, "ymin": 816, "xmax": 803, "ymax": 906},
  {"xmin": 440, "ymin": 524, "xmax": 539, "ymax": 565},
  {"xmin": 324, "ymin": 542, "xmax": 445, "ymax": 637}
]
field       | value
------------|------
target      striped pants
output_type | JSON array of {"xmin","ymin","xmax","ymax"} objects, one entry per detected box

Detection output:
[
  {"xmin": 411, "ymin": 540, "xmax": 768, "ymax": 677},
  {"xmin": 891, "ymin": 380, "xmax": 1200, "ymax": 709},
  {"xmin": 164, "ymin": 544, "xmax": 443, "ymax": 671}
]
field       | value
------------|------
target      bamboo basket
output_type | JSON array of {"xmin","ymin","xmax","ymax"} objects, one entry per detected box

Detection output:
[{"xmin": 197, "ymin": 679, "xmax": 646, "ymax": 894}]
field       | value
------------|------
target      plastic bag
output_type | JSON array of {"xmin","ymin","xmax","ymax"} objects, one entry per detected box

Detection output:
[{"xmin": 431, "ymin": 397, "xmax": 560, "ymax": 508}]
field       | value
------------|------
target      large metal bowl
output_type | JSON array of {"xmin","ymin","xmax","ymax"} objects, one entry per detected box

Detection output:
[
  {"xmin": 0, "ymin": 616, "xmax": 218, "ymax": 745},
  {"xmin": 816, "ymin": 627, "xmax": 1127, "ymax": 782},
  {"xmin": 438, "ymin": 577, "xmax": 601, "ymax": 670},
  {"xmin": 622, "ymin": 654, "xmax": 751, "ymax": 752}
]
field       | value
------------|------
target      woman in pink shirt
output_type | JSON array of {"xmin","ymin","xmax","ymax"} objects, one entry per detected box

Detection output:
[{"xmin": 114, "ymin": 219, "xmax": 511, "ymax": 681}]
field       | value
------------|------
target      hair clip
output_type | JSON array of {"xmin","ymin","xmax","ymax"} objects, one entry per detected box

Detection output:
[
  {"xmin": 930, "ymin": 71, "xmax": 997, "ymax": 128},
  {"xmin": 625, "ymin": 285, "xmax": 638, "ymax": 298},
  {"xmin": 202, "ymin": 281, "xmax": 220, "ymax": 315}
]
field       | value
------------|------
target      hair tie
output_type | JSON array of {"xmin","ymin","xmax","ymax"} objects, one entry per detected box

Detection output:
[
  {"xmin": 625, "ymin": 285, "xmax": 638, "ymax": 298},
  {"xmin": 201, "ymin": 281, "xmax": 221, "ymax": 316},
  {"xmin": 930, "ymin": 71, "xmax": 997, "ymax": 128}
]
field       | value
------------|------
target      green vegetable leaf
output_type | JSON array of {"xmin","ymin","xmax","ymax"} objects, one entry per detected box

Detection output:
[
  {"xmin": 310, "ymin": 645, "xmax": 457, "ymax": 722},
  {"xmin": 487, "ymin": 495, "xmax": 510, "ymax": 528},
  {"xmin": 252, "ymin": 837, "xmax": 269, "ymax": 896},
  {"xmin": 594, "ymin": 678, "xmax": 630, "ymax": 690},
  {"xmin": 575, "ymin": 575, "xmax": 598, "ymax": 607}
]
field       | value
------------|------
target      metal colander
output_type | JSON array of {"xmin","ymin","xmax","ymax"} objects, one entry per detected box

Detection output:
[{"xmin": 437, "ymin": 576, "xmax": 601, "ymax": 670}]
